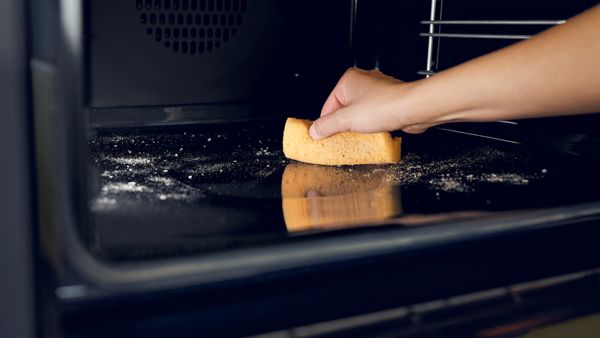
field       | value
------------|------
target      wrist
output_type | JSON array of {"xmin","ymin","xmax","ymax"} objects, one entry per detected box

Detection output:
[{"xmin": 398, "ymin": 76, "xmax": 474, "ymax": 130}]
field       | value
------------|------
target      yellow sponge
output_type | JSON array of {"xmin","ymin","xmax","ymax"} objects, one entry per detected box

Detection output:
[{"xmin": 283, "ymin": 118, "xmax": 402, "ymax": 166}]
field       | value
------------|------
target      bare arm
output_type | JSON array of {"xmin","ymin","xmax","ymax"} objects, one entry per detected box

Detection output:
[{"xmin": 310, "ymin": 5, "xmax": 600, "ymax": 139}]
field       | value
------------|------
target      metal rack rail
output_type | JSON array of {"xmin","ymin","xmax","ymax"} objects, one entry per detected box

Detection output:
[{"xmin": 420, "ymin": 0, "xmax": 566, "ymax": 77}]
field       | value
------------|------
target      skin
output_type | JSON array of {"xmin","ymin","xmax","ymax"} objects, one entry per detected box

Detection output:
[{"xmin": 309, "ymin": 4, "xmax": 600, "ymax": 140}]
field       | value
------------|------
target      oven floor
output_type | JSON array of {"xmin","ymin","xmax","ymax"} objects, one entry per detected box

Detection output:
[{"xmin": 87, "ymin": 120, "xmax": 600, "ymax": 261}]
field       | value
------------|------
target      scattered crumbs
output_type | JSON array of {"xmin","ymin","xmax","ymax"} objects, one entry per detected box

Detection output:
[
  {"xmin": 479, "ymin": 173, "xmax": 530, "ymax": 185},
  {"xmin": 149, "ymin": 176, "xmax": 174, "ymax": 186},
  {"xmin": 429, "ymin": 176, "xmax": 471, "ymax": 193},
  {"xmin": 367, "ymin": 147, "xmax": 540, "ymax": 193},
  {"xmin": 92, "ymin": 173, "xmax": 205, "ymax": 211},
  {"xmin": 101, "ymin": 182, "xmax": 150, "ymax": 193},
  {"xmin": 105, "ymin": 156, "xmax": 152, "ymax": 166},
  {"xmin": 181, "ymin": 155, "xmax": 210, "ymax": 162},
  {"xmin": 255, "ymin": 147, "xmax": 272, "ymax": 156},
  {"xmin": 90, "ymin": 130, "xmax": 543, "ymax": 209}
]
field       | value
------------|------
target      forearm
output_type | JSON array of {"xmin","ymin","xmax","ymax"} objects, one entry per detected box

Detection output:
[{"xmin": 406, "ymin": 4, "xmax": 600, "ymax": 126}]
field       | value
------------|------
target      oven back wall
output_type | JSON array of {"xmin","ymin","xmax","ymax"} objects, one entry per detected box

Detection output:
[{"xmin": 89, "ymin": 0, "xmax": 352, "ymax": 112}]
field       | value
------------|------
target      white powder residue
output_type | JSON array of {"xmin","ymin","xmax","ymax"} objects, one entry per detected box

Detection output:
[
  {"xmin": 426, "ymin": 173, "xmax": 532, "ymax": 193},
  {"xmin": 107, "ymin": 156, "xmax": 153, "ymax": 166},
  {"xmin": 91, "ymin": 197, "xmax": 118, "ymax": 211},
  {"xmin": 92, "ymin": 174, "xmax": 205, "ymax": 210},
  {"xmin": 92, "ymin": 129, "xmax": 543, "ymax": 206},
  {"xmin": 157, "ymin": 192, "xmax": 196, "ymax": 201},
  {"xmin": 100, "ymin": 168, "xmax": 154, "ymax": 178},
  {"xmin": 429, "ymin": 176, "xmax": 472, "ymax": 193},
  {"xmin": 255, "ymin": 147, "xmax": 272, "ymax": 156},
  {"xmin": 357, "ymin": 147, "xmax": 540, "ymax": 193},
  {"xmin": 149, "ymin": 176, "xmax": 175, "ymax": 186},
  {"xmin": 186, "ymin": 162, "xmax": 229, "ymax": 176},
  {"xmin": 101, "ymin": 182, "xmax": 152, "ymax": 194},
  {"xmin": 476, "ymin": 173, "xmax": 530, "ymax": 185},
  {"xmin": 180, "ymin": 156, "xmax": 210, "ymax": 163}
]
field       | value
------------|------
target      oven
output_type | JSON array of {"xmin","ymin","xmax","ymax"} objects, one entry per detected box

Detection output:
[{"xmin": 3, "ymin": 0, "xmax": 600, "ymax": 337}]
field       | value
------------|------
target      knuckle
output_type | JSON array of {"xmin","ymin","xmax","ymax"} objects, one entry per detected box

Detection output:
[
  {"xmin": 336, "ymin": 85, "xmax": 350, "ymax": 106},
  {"xmin": 344, "ymin": 67, "xmax": 361, "ymax": 79}
]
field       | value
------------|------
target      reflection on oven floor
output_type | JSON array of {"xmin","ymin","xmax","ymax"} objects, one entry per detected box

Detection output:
[
  {"xmin": 87, "ymin": 123, "xmax": 600, "ymax": 261},
  {"xmin": 282, "ymin": 163, "xmax": 402, "ymax": 232}
]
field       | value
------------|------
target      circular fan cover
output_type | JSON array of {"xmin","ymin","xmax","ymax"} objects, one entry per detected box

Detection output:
[{"xmin": 136, "ymin": 0, "xmax": 248, "ymax": 55}]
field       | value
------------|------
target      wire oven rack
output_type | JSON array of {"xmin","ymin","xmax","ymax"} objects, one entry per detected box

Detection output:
[
  {"xmin": 416, "ymin": 0, "xmax": 569, "ymax": 135},
  {"xmin": 419, "ymin": 0, "xmax": 566, "ymax": 77}
]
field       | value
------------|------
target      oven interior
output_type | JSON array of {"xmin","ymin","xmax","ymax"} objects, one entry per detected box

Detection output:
[
  {"xmin": 87, "ymin": 121, "xmax": 600, "ymax": 262},
  {"xmin": 79, "ymin": 0, "xmax": 600, "ymax": 262},
  {"xmin": 28, "ymin": 0, "xmax": 600, "ymax": 336}
]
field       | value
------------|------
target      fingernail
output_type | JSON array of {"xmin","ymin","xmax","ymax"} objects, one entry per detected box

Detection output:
[{"xmin": 309, "ymin": 123, "xmax": 321, "ymax": 140}]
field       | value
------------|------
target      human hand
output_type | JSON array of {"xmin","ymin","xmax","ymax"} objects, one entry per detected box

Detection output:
[{"xmin": 309, "ymin": 68, "xmax": 436, "ymax": 140}]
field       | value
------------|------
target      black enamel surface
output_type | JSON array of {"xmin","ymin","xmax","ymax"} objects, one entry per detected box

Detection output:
[{"xmin": 87, "ymin": 119, "xmax": 600, "ymax": 261}]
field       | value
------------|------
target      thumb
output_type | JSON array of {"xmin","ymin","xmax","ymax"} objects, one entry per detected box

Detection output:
[{"xmin": 309, "ymin": 109, "xmax": 352, "ymax": 140}]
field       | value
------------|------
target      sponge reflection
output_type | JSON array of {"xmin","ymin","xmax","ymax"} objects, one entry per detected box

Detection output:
[{"xmin": 281, "ymin": 163, "xmax": 402, "ymax": 232}]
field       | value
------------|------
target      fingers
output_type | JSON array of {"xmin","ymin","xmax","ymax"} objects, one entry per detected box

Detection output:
[
  {"xmin": 313, "ymin": 68, "xmax": 410, "ymax": 139},
  {"xmin": 309, "ymin": 109, "xmax": 351, "ymax": 140}
]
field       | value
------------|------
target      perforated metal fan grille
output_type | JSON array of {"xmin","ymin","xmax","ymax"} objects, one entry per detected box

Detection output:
[{"xmin": 136, "ymin": 0, "xmax": 247, "ymax": 55}]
